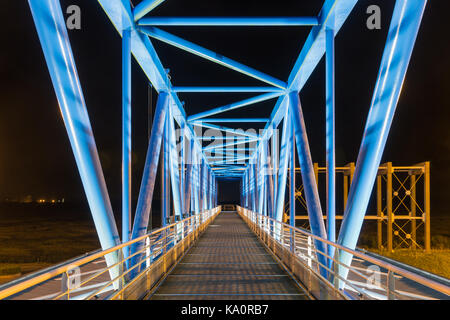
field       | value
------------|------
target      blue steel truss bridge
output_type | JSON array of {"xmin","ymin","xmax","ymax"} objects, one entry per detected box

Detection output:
[{"xmin": 0, "ymin": 0, "xmax": 449, "ymax": 300}]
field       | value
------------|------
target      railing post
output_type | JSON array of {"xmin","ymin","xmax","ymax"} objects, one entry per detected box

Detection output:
[{"xmin": 387, "ymin": 270, "xmax": 396, "ymax": 300}]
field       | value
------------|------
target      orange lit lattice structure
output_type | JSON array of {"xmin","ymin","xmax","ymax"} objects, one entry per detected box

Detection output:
[{"xmin": 284, "ymin": 162, "xmax": 431, "ymax": 252}]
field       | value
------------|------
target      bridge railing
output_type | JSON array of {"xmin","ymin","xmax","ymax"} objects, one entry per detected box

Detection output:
[
  {"xmin": 237, "ymin": 206, "xmax": 450, "ymax": 300},
  {"xmin": 0, "ymin": 206, "xmax": 221, "ymax": 300}
]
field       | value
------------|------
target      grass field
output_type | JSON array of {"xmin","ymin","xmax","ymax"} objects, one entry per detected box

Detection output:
[
  {"xmin": 0, "ymin": 203, "xmax": 100, "ymax": 283},
  {"xmin": 370, "ymin": 249, "xmax": 450, "ymax": 279}
]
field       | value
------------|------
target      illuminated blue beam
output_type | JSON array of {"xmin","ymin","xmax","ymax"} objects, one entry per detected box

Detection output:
[
  {"xmin": 28, "ymin": 0, "xmax": 120, "ymax": 278},
  {"xmin": 336, "ymin": 0, "xmax": 428, "ymax": 288},
  {"xmin": 192, "ymin": 122, "xmax": 259, "ymax": 138},
  {"xmin": 192, "ymin": 118, "xmax": 269, "ymax": 123},
  {"xmin": 130, "ymin": 92, "xmax": 168, "ymax": 274},
  {"xmin": 258, "ymin": 146, "xmax": 266, "ymax": 214},
  {"xmin": 173, "ymin": 87, "xmax": 284, "ymax": 93},
  {"xmin": 203, "ymin": 138, "xmax": 259, "ymax": 151},
  {"xmin": 122, "ymin": 29, "xmax": 132, "ymax": 261},
  {"xmin": 168, "ymin": 105, "xmax": 182, "ymax": 219},
  {"xmin": 325, "ymin": 27, "xmax": 336, "ymax": 270},
  {"xmin": 184, "ymin": 139, "xmax": 193, "ymax": 215},
  {"xmin": 274, "ymin": 106, "xmax": 290, "ymax": 222},
  {"xmin": 197, "ymin": 136, "xmax": 247, "ymax": 140},
  {"xmin": 188, "ymin": 92, "xmax": 282, "ymax": 121},
  {"xmin": 139, "ymin": 27, "xmax": 287, "ymax": 89},
  {"xmin": 133, "ymin": 0, "xmax": 165, "ymax": 21},
  {"xmin": 266, "ymin": 142, "xmax": 274, "ymax": 218},
  {"xmin": 138, "ymin": 17, "xmax": 319, "ymax": 26},
  {"xmin": 290, "ymin": 92, "xmax": 327, "ymax": 276}
]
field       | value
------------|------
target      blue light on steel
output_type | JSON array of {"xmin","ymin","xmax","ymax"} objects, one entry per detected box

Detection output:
[
  {"xmin": 28, "ymin": 0, "xmax": 121, "ymax": 276},
  {"xmin": 139, "ymin": 27, "xmax": 287, "ymax": 89},
  {"xmin": 274, "ymin": 104, "xmax": 290, "ymax": 222},
  {"xmin": 336, "ymin": 0, "xmax": 428, "ymax": 287},
  {"xmin": 130, "ymin": 92, "xmax": 169, "ymax": 272},
  {"xmin": 290, "ymin": 92, "xmax": 328, "ymax": 276},
  {"xmin": 133, "ymin": 0, "xmax": 165, "ymax": 21},
  {"xmin": 188, "ymin": 92, "xmax": 283, "ymax": 121},
  {"xmin": 325, "ymin": 27, "xmax": 336, "ymax": 270},
  {"xmin": 168, "ymin": 104, "xmax": 182, "ymax": 219},
  {"xmin": 122, "ymin": 28, "xmax": 132, "ymax": 261},
  {"xmin": 138, "ymin": 17, "xmax": 319, "ymax": 26},
  {"xmin": 191, "ymin": 118, "xmax": 269, "ymax": 123},
  {"xmin": 173, "ymin": 87, "xmax": 284, "ymax": 93}
]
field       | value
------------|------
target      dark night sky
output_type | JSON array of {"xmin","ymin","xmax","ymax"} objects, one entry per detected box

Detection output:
[{"xmin": 1, "ymin": 1, "xmax": 450, "ymax": 215}]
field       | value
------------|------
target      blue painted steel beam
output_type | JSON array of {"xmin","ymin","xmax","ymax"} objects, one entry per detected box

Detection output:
[
  {"xmin": 289, "ymin": 133, "xmax": 295, "ymax": 228},
  {"xmin": 337, "ymin": 0, "xmax": 427, "ymax": 287},
  {"xmin": 184, "ymin": 139, "xmax": 194, "ymax": 214},
  {"xmin": 122, "ymin": 29, "xmax": 132, "ymax": 261},
  {"xmin": 257, "ymin": 146, "xmax": 266, "ymax": 214},
  {"xmin": 192, "ymin": 122, "xmax": 259, "ymax": 138},
  {"xmin": 180, "ymin": 124, "xmax": 185, "ymax": 214},
  {"xmin": 133, "ymin": 0, "xmax": 165, "ymax": 21},
  {"xmin": 192, "ymin": 118, "xmax": 269, "ymax": 123},
  {"xmin": 139, "ymin": 27, "xmax": 287, "ymax": 89},
  {"xmin": 274, "ymin": 105, "xmax": 291, "ymax": 222},
  {"xmin": 290, "ymin": 92, "xmax": 327, "ymax": 276},
  {"xmin": 28, "ymin": 0, "xmax": 121, "ymax": 276},
  {"xmin": 203, "ymin": 138, "xmax": 259, "ymax": 151},
  {"xmin": 168, "ymin": 104, "xmax": 182, "ymax": 219},
  {"xmin": 272, "ymin": 122, "xmax": 278, "ymax": 218},
  {"xmin": 197, "ymin": 137, "xmax": 248, "ymax": 140},
  {"xmin": 130, "ymin": 92, "xmax": 168, "ymax": 272},
  {"xmin": 138, "ymin": 17, "xmax": 319, "ymax": 26},
  {"xmin": 188, "ymin": 92, "xmax": 282, "ymax": 121},
  {"xmin": 325, "ymin": 27, "xmax": 336, "ymax": 270},
  {"xmin": 173, "ymin": 87, "xmax": 284, "ymax": 93},
  {"xmin": 266, "ymin": 141, "xmax": 274, "ymax": 218}
]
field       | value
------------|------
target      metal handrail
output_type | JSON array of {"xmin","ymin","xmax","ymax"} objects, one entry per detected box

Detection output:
[
  {"xmin": 0, "ymin": 206, "xmax": 221, "ymax": 300},
  {"xmin": 237, "ymin": 206, "xmax": 450, "ymax": 300}
]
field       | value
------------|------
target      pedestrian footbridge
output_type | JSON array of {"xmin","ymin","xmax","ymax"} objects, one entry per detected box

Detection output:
[{"xmin": 0, "ymin": 207, "xmax": 448, "ymax": 300}]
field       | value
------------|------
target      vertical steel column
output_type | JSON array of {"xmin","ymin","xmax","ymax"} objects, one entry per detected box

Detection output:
[
  {"xmin": 258, "ymin": 147, "xmax": 265, "ymax": 214},
  {"xmin": 122, "ymin": 29, "xmax": 132, "ymax": 259},
  {"xmin": 274, "ymin": 103, "xmax": 291, "ymax": 222},
  {"xmin": 180, "ymin": 124, "xmax": 185, "ymax": 215},
  {"xmin": 168, "ymin": 105, "xmax": 182, "ymax": 220},
  {"xmin": 184, "ymin": 139, "xmax": 193, "ymax": 215},
  {"xmin": 326, "ymin": 27, "xmax": 336, "ymax": 268},
  {"xmin": 202, "ymin": 160, "xmax": 207, "ymax": 211},
  {"xmin": 272, "ymin": 122, "xmax": 278, "ymax": 217},
  {"xmin": 163, "ymin": 110, "xmax": 170, "ymax": 224},
  {"xmin": 289, "ymin": 92, "xmax": 327, "ymax": 276},
  {"xmin": 28, "ymin": 0, "xmax": 120, "ymax": 274},
  {"xmin": 266, "ymin": 141, "xmax": 274, "ymax": 218},
  {"xmin": 250, "ymin": 163, "xmax": 256, "ymax": 211},
  {"xmin": 336, "ymin": 0, "xmax": 427, "ymax": 287}
]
